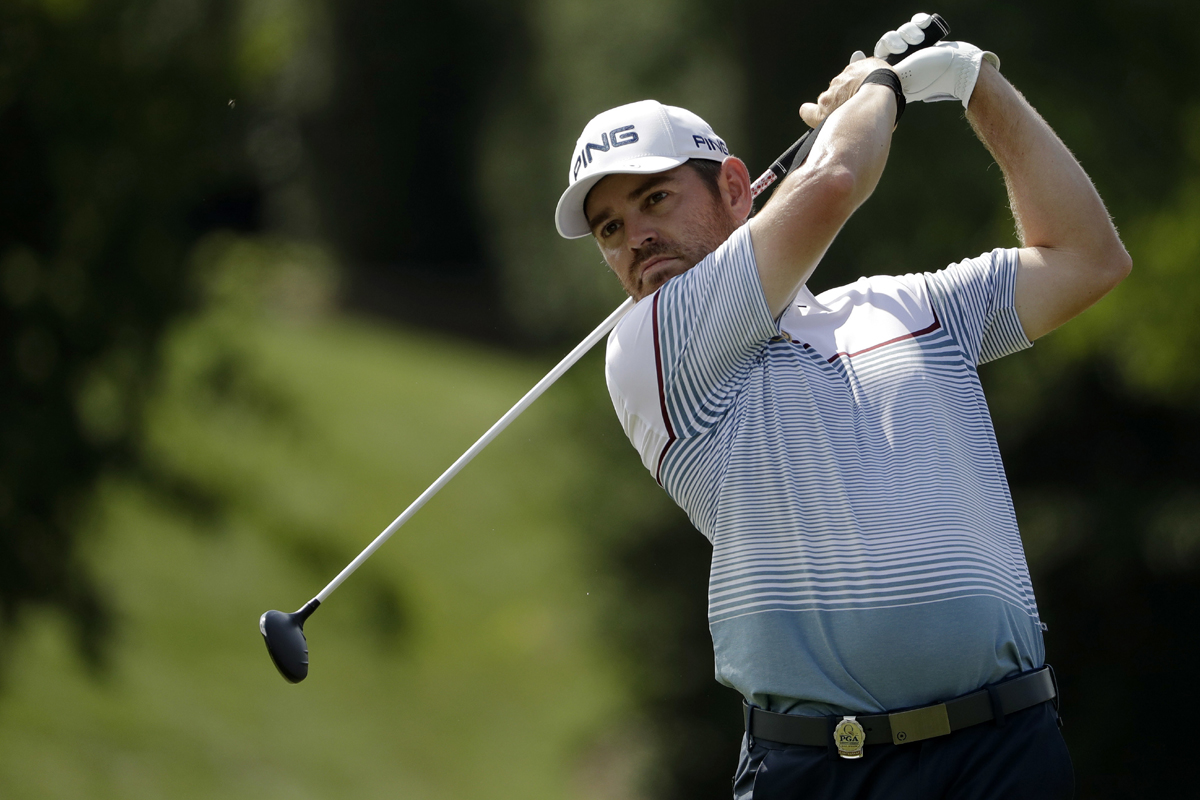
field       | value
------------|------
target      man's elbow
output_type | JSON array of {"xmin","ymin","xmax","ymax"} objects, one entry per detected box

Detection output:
[
  {"xmin": 1099, "ymin": 238, "xmax": 1132, "ymax": 291},
  {"xmin": 801, "ymin": 164, "xmax": 862, "ymax": 224},
  {"xmin": 1071, "ymin": 227, "xmax": 1132, "ymax": 295},
  {"xmin": 1114, "ymin": 243, "xmax": 1133, "ymax": 282}
]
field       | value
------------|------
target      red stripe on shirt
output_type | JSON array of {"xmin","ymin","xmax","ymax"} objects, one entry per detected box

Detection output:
[
  {"xmin": 651, "ymin": 292, "xmax": 677, "ymax": 486},
  {"xmin": 826, "ymin": 315, "xmax": 942, "ymax": 363}
]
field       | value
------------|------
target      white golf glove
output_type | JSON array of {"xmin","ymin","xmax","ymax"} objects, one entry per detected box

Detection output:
[{"xmin": 891, "ymin": 40, "xmax": 1000, "ymax": 110}]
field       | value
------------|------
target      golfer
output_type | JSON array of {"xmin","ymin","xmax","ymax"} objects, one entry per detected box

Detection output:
[{"xmin": 554, "ymin": 22, "xmax": 1129, "ymax": 800}]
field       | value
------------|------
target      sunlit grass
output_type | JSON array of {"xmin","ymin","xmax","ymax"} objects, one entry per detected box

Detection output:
[{"xmin": 0, "ymin": 305, "xmax": 631, "ymax": 799}]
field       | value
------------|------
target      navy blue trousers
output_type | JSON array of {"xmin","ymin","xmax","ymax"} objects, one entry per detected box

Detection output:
[{"xmin": 733, "ymin": 702, "xmax": 1073, "ymax": 800}]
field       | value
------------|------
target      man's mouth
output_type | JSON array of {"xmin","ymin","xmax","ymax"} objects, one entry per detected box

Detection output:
[{"xmin": 639, "ymin": 255, "xmax": 678, "ymax": 280}]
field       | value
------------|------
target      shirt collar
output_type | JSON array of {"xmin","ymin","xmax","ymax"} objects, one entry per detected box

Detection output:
[{"xmin": 794, "ymin": 285, "xmax": 833, "ymax": 313}]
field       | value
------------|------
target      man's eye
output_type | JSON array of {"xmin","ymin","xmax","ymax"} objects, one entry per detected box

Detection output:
[
  {"xmin": 601, "ymin": 220, "xmax": 621, "ymax": 238},
  {"xmin": 647, "ymin": 191, "xmax": 668, "ymax": 205}
]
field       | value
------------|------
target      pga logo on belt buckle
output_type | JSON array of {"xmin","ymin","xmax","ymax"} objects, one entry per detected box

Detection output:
[{"xmin": 834, "ymin": 716, "xmax": 866, "ymax": 759}]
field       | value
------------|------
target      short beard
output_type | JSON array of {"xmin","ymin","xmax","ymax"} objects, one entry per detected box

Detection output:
[{"xmin": 627, "ymin": 200, "xmax": 741, "ymax": 299}]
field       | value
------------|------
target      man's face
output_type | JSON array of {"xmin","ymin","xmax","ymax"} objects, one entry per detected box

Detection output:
[{"xmin": 584, "ymin": 163, "xmax": 741, "ymax": 300}]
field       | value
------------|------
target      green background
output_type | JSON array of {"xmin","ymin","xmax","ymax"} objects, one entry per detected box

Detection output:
[{"xmin": 2, "ymin": 0, "xmax": 1197, "ymax": 797}]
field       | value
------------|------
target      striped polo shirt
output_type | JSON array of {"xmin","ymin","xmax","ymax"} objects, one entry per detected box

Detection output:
[{"xmin": 605, "ymin": 224, "xmax": 1045, "ymax": 716}]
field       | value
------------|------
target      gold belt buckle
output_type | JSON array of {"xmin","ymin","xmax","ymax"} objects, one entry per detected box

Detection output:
[{"xmin": 834, "ymin": 716, "xmax": 866, "ymax": 759}]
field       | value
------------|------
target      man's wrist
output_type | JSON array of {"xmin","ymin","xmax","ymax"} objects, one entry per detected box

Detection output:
[
  {"xmin": 858, "ymin": 68, "xmax": 905, "ymax": 126},
  {"xmin": 965, "ymin": 58, "xmax": 1002, "ymax": 113}
]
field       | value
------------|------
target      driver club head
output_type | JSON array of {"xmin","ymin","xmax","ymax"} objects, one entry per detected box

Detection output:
[{"xmin": 259, "ymin": 599, "xmax": 320, "ymax": 683}]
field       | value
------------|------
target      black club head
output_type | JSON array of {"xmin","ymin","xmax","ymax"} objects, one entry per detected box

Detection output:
[{"xmin": 259, "ymin": 599, "xmax": 320, "ymax": 683}]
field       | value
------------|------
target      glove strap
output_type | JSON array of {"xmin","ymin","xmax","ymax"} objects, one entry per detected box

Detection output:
[{"xmin": 859, "ymin": 68, "xmax": 905, "ymax": 126}]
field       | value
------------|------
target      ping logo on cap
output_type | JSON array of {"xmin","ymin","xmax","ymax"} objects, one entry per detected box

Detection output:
[
  {"xmin": 573, "ymin": 125, "xmax": 640, "ymax": 181},
  {"xmin": 692, "ymin": 134, "xmax": 729, "ymax": 155}
]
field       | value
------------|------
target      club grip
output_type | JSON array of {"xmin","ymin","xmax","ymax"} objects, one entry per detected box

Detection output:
[
  {"xmin": 885, "ymin": 13, "xmax": 950, "ymax": 65},
  {"xmin": 760, "ymin": 13, "xmax": 952, "ymax": 189}
]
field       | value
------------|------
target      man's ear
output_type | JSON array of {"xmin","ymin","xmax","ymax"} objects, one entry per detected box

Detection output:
[{"xmin": 719, "ymin": 157, "xmax": 753, "ymax": 222}]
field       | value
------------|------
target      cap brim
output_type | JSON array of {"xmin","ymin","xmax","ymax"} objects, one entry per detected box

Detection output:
[{"xmin": 554, "ymin": 155, "xmax": 690, "ymax": 239}]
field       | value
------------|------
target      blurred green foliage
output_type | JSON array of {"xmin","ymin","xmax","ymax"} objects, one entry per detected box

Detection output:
[
  {"xmin": 0, "ymin": 258, "xmax": 624, "ymax": 797},
  {"xmin": 0, "ymin": 0, "xmax": 246, "ymax": 661},
  {"xmin": 0, "ymin": 0, "xmax": 329, "ymax": 663},
  {"xmin": 5, "ymin": 0, "xmax": 1200, "ymax": 797}
]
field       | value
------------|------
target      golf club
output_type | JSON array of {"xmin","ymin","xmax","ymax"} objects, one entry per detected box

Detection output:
[{"xmin": 260, "ymin": 14, "xmax": 949, "ymax": 683}]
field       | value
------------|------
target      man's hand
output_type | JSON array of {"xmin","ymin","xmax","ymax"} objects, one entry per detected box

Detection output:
[
  {"xmin": 892, "ymin": 41, "xmax": 999, "ymax": 109},
  {"xmin": 800, "ymin": 57, "xmax": 896, "ymax": 128},
  {"xmin": 798, "ymin": 12, "xmax": 941, "ymax": 127}
]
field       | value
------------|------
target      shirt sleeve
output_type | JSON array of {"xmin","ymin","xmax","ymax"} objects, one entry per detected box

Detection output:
[
  {"xmin": 653, "ymin": 224, "xmax": 779, "ymax": 437},
  {"xmin": 923, "ymin": 247, "xmax": 1032, "ymax": 366}
]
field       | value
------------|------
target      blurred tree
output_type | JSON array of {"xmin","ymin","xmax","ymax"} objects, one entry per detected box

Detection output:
[
  {"xmin": 0, "ymin": 0, "xmax": 236, "ymax": 664},
  {"xmin": 300, "ymin": 0, "xmax": 515, "ymax": 339},
  {"xmin": 304, "ymin": 0, "xmax": 499, "ymax": 271},
  {"xmin": 0, "ymin": 0, "xmax": 328, "ymax": 665}
]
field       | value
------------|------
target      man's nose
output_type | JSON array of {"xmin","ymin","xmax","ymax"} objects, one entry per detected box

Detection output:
[{"xmin": 625, "ymin": 214, "xmax": 658, "ymax": 249}]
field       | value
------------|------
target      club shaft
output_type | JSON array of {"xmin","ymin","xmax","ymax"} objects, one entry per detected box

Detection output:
[
  {"xmin": 312, "ymin": 14, "xmax": 953, "ymax": 605},
  {"xmin": 315, "ymin": 121, "xmax": 829, "ymax": 605},
  {"xmin": 314, "ymin": 296, "xmax": 637, "ymax": 602}
]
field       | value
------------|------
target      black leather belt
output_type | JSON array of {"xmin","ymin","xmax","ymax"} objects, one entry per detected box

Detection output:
[{"xmin": 744, "ymin": 667, "xmax": 1058, "ymax": 752}]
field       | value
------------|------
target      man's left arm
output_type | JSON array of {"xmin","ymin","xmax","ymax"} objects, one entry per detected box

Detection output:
[{"xmin": 965, "ymin": 61, "xmax": 1132, "ymax": 341}]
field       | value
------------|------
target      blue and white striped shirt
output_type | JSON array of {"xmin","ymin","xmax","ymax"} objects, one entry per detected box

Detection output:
[{"xmin": 605, "ymin": 224, "xmax": 1044, "ymax": 715}]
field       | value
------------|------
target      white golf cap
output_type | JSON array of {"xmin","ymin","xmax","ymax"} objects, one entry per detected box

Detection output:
[{"xmin": 554, "ymin": 100, "xmax": 730, "ymax": 239}]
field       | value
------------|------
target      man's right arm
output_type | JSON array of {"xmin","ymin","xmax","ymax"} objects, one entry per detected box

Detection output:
[{"xmin": 750, "ymin": 59, "xmax": 899, "ymax": 318}]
